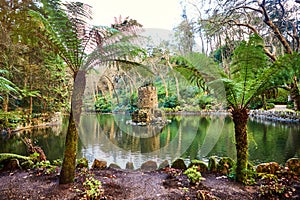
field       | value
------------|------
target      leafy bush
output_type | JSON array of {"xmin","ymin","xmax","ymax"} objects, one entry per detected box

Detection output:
[
  {"xmin": 196, "ymin": 95, "xmax": 213, "ymax": 109},
  {"xmin": 184, "ymin": 165, "xmax": 204, "ymax": 185},
  {"xmin": 94, "ymin": 96, "xmax": 112, "ymax": 113},
  {"xmin": 265, "ymin": 103, "xmax": 275, "ymax": 110},
  {"xmin": 83, "ymin": 177, "xmax": 104, "ymax": 199},
  {"xmin": 33, "ymin": 160, "xmax": 59, "ymax": 175},
  {"xmin": 286, "ymin": 101, "xmax": 294, "ymax": 109},
  {"xmin": 162, "ymin": 95, "xmax": 180, "ymax": 109}
]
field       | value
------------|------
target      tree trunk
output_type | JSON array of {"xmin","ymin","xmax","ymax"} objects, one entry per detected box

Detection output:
[
  {"xmin": 2, "ymin": 94, "xmax": 9, "ymax": 112},
  {"xmin": 59, "ymin": 111, "xmax": 78, "ymax": 184},
  {"xmin": 291, "ymin": 77, "xmax": 300, "ymax": 111},
  {"xmin": 59, "ymin": 70, "xmax": 86, "ymax": 184},
  {"xmin": 231, "ymin": 108, "xmax": 249, "ymax": 183}
]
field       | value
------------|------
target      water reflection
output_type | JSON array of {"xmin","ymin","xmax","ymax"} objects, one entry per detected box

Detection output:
[
  {"xmin": 0, "ymin": 125, "xmax": 66, "ymax": 161},
  {"xmin": 78, "ymin": 114, "xmax": 300, "ymax": 168},
  {"xmin": 1, "ymin": 114, "xmax": 299, "ymax": 169}
]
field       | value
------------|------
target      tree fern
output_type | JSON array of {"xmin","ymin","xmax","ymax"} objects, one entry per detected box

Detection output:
[{"xmin": 172, "ymin": 33, "xmax": 296, "ymax": 183}]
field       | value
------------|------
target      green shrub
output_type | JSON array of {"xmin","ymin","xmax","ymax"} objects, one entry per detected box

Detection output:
[
  {"xmin": 162, "ymin": 95, "xmax": 180, "ymax": 109},
  {"xmin": 265, "ymin": 103, "xmax": 275, "ymax": 110},
  {"xmin": 184, "ymin": 165, "xmax": 205, "ymax": 185},
  {"xmin": 196, "ymin": 95, "xmax": 213, "ymax": 109},
  {"xmin": 94, "ymin": 96, "xmax": 112, "ymax": 113},
  {"xmin": 286, "ymin": 101, "xmax": 294, "ymax": 109},
  {"xmin": 83, "ymin": 177, "xmax": 104, "ymax": 199}
]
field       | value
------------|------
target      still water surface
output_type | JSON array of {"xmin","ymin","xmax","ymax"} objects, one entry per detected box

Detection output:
[{"xmin": 1, "ymin": 114, "xmax": 299, "ymax": 168}]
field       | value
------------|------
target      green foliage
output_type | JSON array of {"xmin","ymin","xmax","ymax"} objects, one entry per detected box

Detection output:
[
  {"xmin": 76, "ymin": 158, "xmax": 89, "ymax": 168},
  {"xmin": 184, "ymin": 165, "xmax": 204, "ymax": 185},
  {"xmin": 258, "ymin": 173, "xmax": 293, "ymax": 199},
  {"xmin": 196, "ymin": 95, "xmax": 213, "ymax": 109},
  {"xmin": 94, "ymin": 96, "xmax": 112, "ymax": 113},
  {"xmin": 228, "ymin": 163, "xmax": 257, "ymax": 185},
  {"xmin": 0, "ymin": 111, "xmax": 24, "ymax": 129},
  {"xmin": 77, "ymin": 169, "xmax": 104, "ymax": 200},
  {"xmin": 224, "ymin": 34, "xmax": 271, "ymax": 108},
  {"xmin": 33, "ymin": 160, "xmax": 59, "ymax": 175},
  {"xmin": 83, "ymin": 177, "xmax": 104, "ymax": 199},
  {"xmin": 265, "ymin": 103, "xmax": 275, "ymax": 110},
  {"xmin": 0, "ymin": 70, "xmax": 18, "ymax": 99},
  {"xmin": 162, "ymin": 95, "xmax": 180, "ymax": 109},
  {"xmin": 287, "ymin": 101, "xmax": 294, "ymax": 109}
]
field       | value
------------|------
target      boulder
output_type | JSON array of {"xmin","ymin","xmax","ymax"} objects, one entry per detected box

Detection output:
[
  {"xmin": 91, "ymin": 159, "xmax": 107, "ymax": 170},
  {"xmin": 158, "ymin": 160, "xmax": 170, "ymax": 170},
  {"xmin": 285, "ymin": 158, "xmax": 300, "ymax": 176},
  {"xmin": 126, "ymin": 162, "xmax": 134, "ymax": 170},
  {"xmin": 2, "ymin": 158, "xmax": 21, "ymax": 171},
  {"xmin": 141, "ymin": 160, "xmax": 157, "ymax": 171},
  {"xmin": 109, "ymin": 163, "xmax": 121, "ymax": 169},
  {"xmin": 171, "ymin": 158, "xmax": 187, "ymax": 170},
  {"xmin": 0, "ymin": 153, "xmax": 31, "ymax": 171},
  {"xmin": 188, "ymin": 160, "xmax": 208, "ymax": 173},
  {"xmin": 217, "ymin": 157, "xmax": 234, "ymax": 175},
  {"xmin": 208, "ymin": 156, "xmax": 218, "ymax": 173},
  {"xmin": 256, "ymin": 162, "xmax": 281, "ymax": 174}
]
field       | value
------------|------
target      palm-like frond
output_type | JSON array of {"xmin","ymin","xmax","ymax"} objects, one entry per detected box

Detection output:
[
  {"xmin": 228, "ymin": 34, "xmax": 270, "ymax": 108},
  {"xmin": 172, "ymin": 34, "xmax": 296, "ymax": 110},
  {"xmin": 31, "ymin": 1, "xmax": 146, "ymax": 77},
  {"xmin": 0, "ymin": 71, "xmax": 18, "ymax": 99}
]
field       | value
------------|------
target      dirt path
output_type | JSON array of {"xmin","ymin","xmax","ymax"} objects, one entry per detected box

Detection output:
[{"xmin": 1, "ymin": 168, "xmax": 298, "ymax": 200}]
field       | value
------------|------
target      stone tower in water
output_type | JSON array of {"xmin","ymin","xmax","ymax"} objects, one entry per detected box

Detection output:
[{"xmin": 131, "ymin": 86, "xmax": 165, "ymax": 124}]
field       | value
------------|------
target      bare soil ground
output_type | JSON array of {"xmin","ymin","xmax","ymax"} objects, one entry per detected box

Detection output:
[{"xmin": 0, "ymin": 168, "xmax": 299, "ymax": 200}]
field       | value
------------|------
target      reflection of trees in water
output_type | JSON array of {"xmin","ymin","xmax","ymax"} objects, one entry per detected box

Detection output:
[
  {"xmin": 248, "ymin": 120, "xmax": 300, "ymax": 165},
  {"xmin": 77, "ymin": 113, "xmax": 300, "ymax": 165},
  {"xmin": 0, "ymin": 126, "xmax": 66, "ymax": 161}
]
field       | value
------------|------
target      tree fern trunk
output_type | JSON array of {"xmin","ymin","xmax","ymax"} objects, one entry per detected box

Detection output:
[
  {"xmin": 3, "ymin": 94, "xmax": 9, "ymax": 112},
  {"xmin": 59, "ymin": 111, "xmax": 77, "ymax": 184},
  {"xmin": 231, "ymin": 108, "xmax": 248, "ymax": 183},
  {"xmin": 59, "ymin": 70, "xmax": 86, "ymax": 184}
]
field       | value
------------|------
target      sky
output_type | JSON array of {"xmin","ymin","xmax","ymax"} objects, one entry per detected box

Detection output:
[{"xmin": 77, "ymin": 0, "xmax": 183, "ymax": 30}]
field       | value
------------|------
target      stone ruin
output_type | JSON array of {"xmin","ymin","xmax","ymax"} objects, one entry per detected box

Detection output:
[{"xmin": 130, "ymin": 86, "xmax": 170, "ymax": 126}]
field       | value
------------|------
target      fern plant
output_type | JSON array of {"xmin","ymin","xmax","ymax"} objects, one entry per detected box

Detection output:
[
  {"xmin": 173, "ymin": 34, "xmax": 295, "ymax": 183},
  {"xmin": 30, "ymin": 0, "xmax": 147, "ymax": 184}
]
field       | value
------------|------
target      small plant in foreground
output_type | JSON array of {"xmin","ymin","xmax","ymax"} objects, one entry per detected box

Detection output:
[
  {"xmin": 258, "ymin": 172, "xmax": 297, "ymax": 199},
  {"xmin": 33, "ymin": 160, "xmax": 59, "ymax": 175},
  {"xmin": 184, "ymin": 165, "xmax": 204, "ymax": 185},
  {"xmin": 83, "ymin": 177, "xmax": 104, "ymax": 200}
]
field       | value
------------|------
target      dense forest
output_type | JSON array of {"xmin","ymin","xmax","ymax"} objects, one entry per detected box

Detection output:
[{"xmin": 1, "ymin": 0, "xmax": 300, "ymax": 184}]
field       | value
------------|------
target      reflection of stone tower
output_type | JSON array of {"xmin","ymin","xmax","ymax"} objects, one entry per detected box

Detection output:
[{"xmin": 131, "ymin": 86, "xmax": 164, "ymax": 124}]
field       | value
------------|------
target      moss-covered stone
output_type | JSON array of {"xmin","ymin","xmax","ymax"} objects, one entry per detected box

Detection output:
[
  {"xmin": 188, "ymin": 160, "xmax": 208, "ymax": 173},
  {"xmin": 91, "ymin": 159, "xmax": 107, "ymax": 170},
  {"xmin": 208, "ymin": 156, "xmax": 218, "ymax": 173},
  {"xmin": 285, "ymin": 158, "xmax": 300, "ymax": 176},
  {"xmin": 171, "ymin": 158, "xmax": 187, "ymax": 170},
  {"xmin": 217, "ymin": 157, "xmax": 235, "ymax": 175},
  {"xmin": 256, "ymin": 162, "xmax": 281, "ymax": 174}
]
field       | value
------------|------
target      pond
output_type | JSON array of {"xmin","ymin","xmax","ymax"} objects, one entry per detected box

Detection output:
[{"xmin": 1, "ymin": 113, "xmax": 299, "ymax": 168}]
